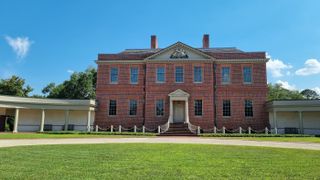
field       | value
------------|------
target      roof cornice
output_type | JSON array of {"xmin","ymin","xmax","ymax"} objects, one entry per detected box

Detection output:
[
  {"xmin": 144, "ymin": 42, "xmax": 214, "ymax": 60},
  {"xmin": 96, "ymin": 58, "xmax": 268, "ymax": 64}
]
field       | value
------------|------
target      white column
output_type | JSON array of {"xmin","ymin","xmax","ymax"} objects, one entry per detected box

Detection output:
[
  {"xmin": 64, "ymin": 110, "xmax": 70, "ymax": 131},
  {"xmin": 299, "ymin": 111, "xmax": 304, "ymax": 134},
  {"xmin": 169, "ymin": 99, "xmax": 173, "ymax": 123},
  {"xmin": 40, "ymin": 109, "xmax": 45, "ymax": 132},
  {"xmin": 13, "ymin": 108, "xmax": 20, "ymax": 133},
  {"xmin": 185, "ymin": 99, "xmax": 189, "ymax": 124},
  {"xmin": 87, "ymin": 110, "xmax": 91, "ymax": 132},
  {"xmin": 273, "ymin": 111, "xmax": 277, "ymax": 133}
]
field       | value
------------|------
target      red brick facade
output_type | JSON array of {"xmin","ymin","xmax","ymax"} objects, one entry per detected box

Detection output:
[{"xmin": 95, "ymin": 35, "xmax": 268, "ymax": 131}]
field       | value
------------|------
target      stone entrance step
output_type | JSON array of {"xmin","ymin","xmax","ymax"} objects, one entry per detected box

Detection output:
[{"xmin": 159, "ymin": 123, "xmax": 196, "ymax": 136}]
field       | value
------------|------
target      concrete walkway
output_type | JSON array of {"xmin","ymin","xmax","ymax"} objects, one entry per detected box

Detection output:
[{"xmin": 0, "ymin": 137, "xmax": 319, "ymax": 150}]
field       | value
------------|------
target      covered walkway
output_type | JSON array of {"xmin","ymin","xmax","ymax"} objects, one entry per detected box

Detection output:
[
  {"xmin": 0, "ymin": 95, "xmax": 96, "ymax": 132},
  {"xmin": 267, "ymin": 100, "xmax": 320, "ymax": 135}
]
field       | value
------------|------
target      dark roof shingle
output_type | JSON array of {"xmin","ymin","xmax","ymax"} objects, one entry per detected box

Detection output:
[{"xmin": 98, "ymin": 47, "xmax": 266, "ymax": 61}]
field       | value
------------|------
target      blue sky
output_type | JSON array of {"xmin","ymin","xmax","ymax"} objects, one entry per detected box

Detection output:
[{"xmin": 0, "ymin": 0, "xmax": 320, "ymax": 95}]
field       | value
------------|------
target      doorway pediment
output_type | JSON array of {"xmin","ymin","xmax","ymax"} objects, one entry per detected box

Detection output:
[{"xmin": 168, "ymin": 89, "xmax": 190, "ymax": 97}]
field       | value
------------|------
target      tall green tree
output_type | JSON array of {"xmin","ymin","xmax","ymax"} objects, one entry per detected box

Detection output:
[
  {"xmin": 42, "ymin": 67, "xmax": 96, "ymax": 99},
  {"xmin": 300, "ymin": 89, "xmax": 319, "ymax": 99},
  {"xmin": 268, "ymin": 83, "xmax": 304, "ymax": 101},
  {"xmin": 0, "ymin": 75, "xmax": 33, "ymax": 97}
]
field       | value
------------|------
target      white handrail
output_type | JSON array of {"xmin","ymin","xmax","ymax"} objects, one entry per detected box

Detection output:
[
  {"xmin": 188, "ymin": 122, "xmax": 198, "ymax": 134},
  {"xmin": 160, "ymin": 121, "xmax": 170, "ymax": 133}
]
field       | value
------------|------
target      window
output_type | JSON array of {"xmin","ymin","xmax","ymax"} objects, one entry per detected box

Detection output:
[
  {"xmin": 156, "ymin": 100, "xmax": 164, "ymax": 116},
  {"xmin": 222, "ymin": 67, "xmax": 230, "ymax": 84},
  {"xmin": 109, "ymin": 100, "xmax": 117, "ymax": 115},
  {"xmin": 110, "ymin": 67, "xmax": 118, "ymax": 83},
  {"xmin": 156, "ymin": 67, "xmax": 165, "ymax": 83},
  {"xmin": 245, "ymin": 100, "xmax": 253, "ymax": 117},
  {"xmin": 243, "ymin": 66, "xmax": 252, "ymax": 83},
  {"xmin": 194, "ymin": 100, "xmax": 203, "ymax": 116},
  {"xmin": 194, "ymin": 66, "xmax": 202, "ymax": 83},
  {"xmin": 130, "ymin": 67, "xmax": 138, "ymax": 84},
  {"xmin": 129, "ymin": 100, "xmax": 137, "ymax": 116},
  {"xmin": 223, "ymin": 100, "xmax": 231, "ymax": 117},
  {"xmin": 175, "ymin": 66, "xmax": 184, "ymax": 83}
]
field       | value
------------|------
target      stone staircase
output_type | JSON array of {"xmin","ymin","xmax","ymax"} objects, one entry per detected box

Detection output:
[{"xmin": 159, "ymin": 123, "xmax": 196, "ymax": 136}]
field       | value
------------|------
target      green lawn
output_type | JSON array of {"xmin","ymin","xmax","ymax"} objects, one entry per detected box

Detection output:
[
  {"xmin": 0, "ymin": 132, "xmax": 155, "ymax": 139},
  {"xmin": 0, "ymin": 144, "xmax": 319, "ymax": 179},
  {"xmin": 203, "ymin": 136, "xmax": 320, "ymax": 143}
]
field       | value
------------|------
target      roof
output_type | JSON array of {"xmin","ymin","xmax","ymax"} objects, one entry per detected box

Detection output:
[
  {"xmin": 97, "ymin": 43, "xmax": 266, "ymax": 61},
  {"xmin": 0, "ymin": 95, "xmax": 96, "ymax": 110},
  {"xmin": 266, "ymin": 100, "xmax": 320, "ymax": 112}
]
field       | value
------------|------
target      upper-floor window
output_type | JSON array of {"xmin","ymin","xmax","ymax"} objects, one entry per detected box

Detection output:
[
  {"xmin": 109, "ymin": 100, "xmax": 117, "ymax": 115},
  {"xmin": 130, "ymin": 67, "xmax": 138, "ymax": 84},
  {"xmin": 129, "ymin": 99, "xmax": 137, "ymax": 116},
  {"xmin": 222, "ymin": 67, "xmax": 230, "ymax": 84},
  {"xmin": 175, "ymin": 66, "xmax": 184, "ymax": 83},
  {"xmin": 110, "ymin": 67, "xmax": 118, "ymax": 84},
  {"xmin": 243, "ymin": 66, "xmax": 252, "ymax": 84},
  {"xmin": 244, "ymin": 100, "xmax": 253, "ymax": 117},
  {"xmin": 194, "ymin": 66, "xmax": 203, "ymax": 83},
  {"xmin": 156, "ymin": 99, "xmax": 164, "ymax": 116},
  {"xmin": 194, "ymin": 99, "xmax": 203, "ymax": 116},
  {"xmin": 156, "ymin": 67, "xmax": 165, "ymax": 83},
  {"xmin": 223, "ymin": 100, "xmax": 231, "ymax": 117}
]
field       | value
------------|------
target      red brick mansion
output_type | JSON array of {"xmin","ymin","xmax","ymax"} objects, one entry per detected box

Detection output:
[{"xmin": 95, "ymin": 35, "xmax": 268, "ymax": 132}]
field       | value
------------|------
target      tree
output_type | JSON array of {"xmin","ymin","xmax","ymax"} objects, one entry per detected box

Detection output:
[
  {"xmin": 268, "ymin": 83, "xmax": 304, "ymax": 101},
  {"xmin": 0, "ymin": 75, "xmax": 33, "ymax": 97},
  {"xmin": 42, "ymin": 83, "xmax": 55, "ymax": 95},
  {"xmin": 42, "ymin": 67, "xmax": 96, "ymax": 99},
  {"xmin": 300, "ymin": 89, "xmax": 319, "ymax": 99}
]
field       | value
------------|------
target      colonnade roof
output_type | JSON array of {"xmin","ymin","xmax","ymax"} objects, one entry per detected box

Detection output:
[{"xmin": 0, "ymin": 95, "xmax": 96, "ymax": 111}]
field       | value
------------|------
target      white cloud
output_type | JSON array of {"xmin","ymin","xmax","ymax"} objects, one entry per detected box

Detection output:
[
  {"xmin": 267, "ymin": 58, "xmax": 292, "ymax": 78},
  {"xmin": 5, "ymin": 36, "xmax": 33, "ymax": 59},
  {"xmin": 312, "ymin": 87, "xmax": 320, "ymax": 95},
  {"xmin": 67, "ymin": 69, "xmax": 74, "ymax": 74},
  {"xmin": 295, "ymin": 59, "xmax": 320, "ymax": 76},
  {"xmin": 276, "ymin": 80, "xmax": 296, "ymax": 91}
]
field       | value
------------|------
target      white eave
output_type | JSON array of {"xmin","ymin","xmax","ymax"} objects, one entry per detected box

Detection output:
[{"xmin": 0, "ymin": 95, "xmax": 96, "ymax": 111}]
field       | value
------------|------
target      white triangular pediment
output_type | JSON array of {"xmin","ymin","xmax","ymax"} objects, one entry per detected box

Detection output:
[
  {"xmin": 168, "ymin": 89, "xmax": 190, "ymax": 97},
  {"xmin": 145, "ymin": 42, "xmax": 213, "ymax": 60}
]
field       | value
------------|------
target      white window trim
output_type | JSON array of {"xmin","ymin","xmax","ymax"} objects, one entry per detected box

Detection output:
[
  {"xmin": 194, "ymin": 99, "xmax": 203, "ymax": 117},
  {"xmin": 109, "ymin": 67, "xmax": 119, "ymax": 84},
  {"xmin": 175, "ymin": 66, "xmax": 184, "ymax": 83},
  {"xmin": 243, "ymin": 67, "xmax": 253, "ymax": 84},
  {"xmin": 108, "ymin": 100, "xmax": 117, "ymax": 116},
  {"xmin": 129, "ymin": 99, "xmax": 138, "ymax": 116},
  {"xmin": 221, "ymin": 67, "xmax": 231, "ymax": 85},
  {"xmin": 193, "ymin": 66, "xmax": 203, "ymax": 84},
  {"xmin": 244, "ymin": 100, "xmax": 254, "ymax": 118},
  {"xmin": 222, "ymin": 100, "xmax": 231, "ymax": 118},
  {"xmin": 155, "ymin": 99, "xmax": 165, "ymax": 117},
  {"xmin": 156, "ymin": 67, "xmax": 166, "ymax": 84},
  {"xmin": 130, "ymin": 67, "xmax": 139, "ymax": 85}
]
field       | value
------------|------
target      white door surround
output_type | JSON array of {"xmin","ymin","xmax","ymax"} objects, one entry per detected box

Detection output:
[
  {"xmin": 168, "ymin": 89, "xmax": 190, "ymax": 124},
  {"xmin": 173, "ymin": 101, "xmax": 185, "ymax": 123}
]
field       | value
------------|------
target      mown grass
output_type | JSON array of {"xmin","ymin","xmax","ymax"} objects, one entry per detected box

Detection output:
[
  {"xmin": 0, "ymin": 144, "xmax": 319, "ymax": 179},
  {"xmin": 200, "ymin": 134, "xmax": 320, "ymax": 143},
  {"xmin": 212, "ymin": 136, "xmax": 320, "ymax": 143},
  {"xmin": 0, "ymin": 132, "xmax": 155, "ymax": 139}
]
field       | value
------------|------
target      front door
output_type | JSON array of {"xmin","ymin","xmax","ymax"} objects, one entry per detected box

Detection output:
[{"xmin": 173, "ymin": 101, "xmax": 185, "ymax": 123}]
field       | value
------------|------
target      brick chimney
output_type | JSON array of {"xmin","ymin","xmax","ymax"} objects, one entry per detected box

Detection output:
[
  {"xmin": 202, "ymin": 34, "xmax": 209, "ymax": 48},
  {"xmin": 151, "ymin": 35, "xmax": 158, "ymax": 49}
]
